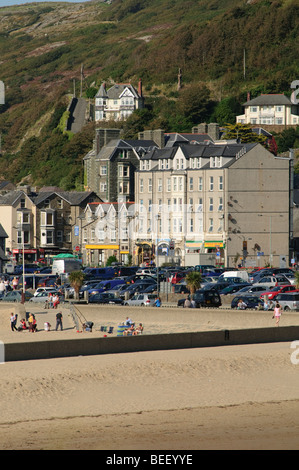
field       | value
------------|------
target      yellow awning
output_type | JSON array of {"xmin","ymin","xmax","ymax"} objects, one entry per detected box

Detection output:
[{"xmin": 204, "ymin": 241, "xmax": 223, "ymax": 248}]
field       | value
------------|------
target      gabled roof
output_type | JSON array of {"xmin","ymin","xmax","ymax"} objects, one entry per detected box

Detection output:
[
  {"xmin": 95, "ymin": 83, "xmax": 142, "ymax": 100},
  {"xmin": 164, "ymin": 132, "xmax": 213, "ymax": 147},
  {"xmin": 243, "ymin": 94, "xmax": 292, "ymax": 107},
  {"xmin": 0, "ymin": 190, "xmax": 34, "ymax": 206},
  {"xmin": 95, "ymin": 138, "xmax": 158, "ymax": 161},
  {"xmin": 33, "ymin": 191, "xmax": 98, "ymax": 206}
]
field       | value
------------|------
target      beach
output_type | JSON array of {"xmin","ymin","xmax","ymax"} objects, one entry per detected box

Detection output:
[{"xmin": 1, "ymin": 301, "xmax": 299, "ymax": 450}]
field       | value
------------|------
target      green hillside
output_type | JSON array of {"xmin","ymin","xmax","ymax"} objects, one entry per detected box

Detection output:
[{"xmin": 0, "ymin": 0, "xmax": 298, "ymax": 189}]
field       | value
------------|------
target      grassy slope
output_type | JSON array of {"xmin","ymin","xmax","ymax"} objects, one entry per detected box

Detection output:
[{"xmin": 0, "ymin": 0, "xmax": 298, "ymax": 186}]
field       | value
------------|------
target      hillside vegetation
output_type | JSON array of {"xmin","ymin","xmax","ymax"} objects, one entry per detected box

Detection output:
[{"xmin": 0, "ymin": 0, "xmax": 298, "ymax": 189}]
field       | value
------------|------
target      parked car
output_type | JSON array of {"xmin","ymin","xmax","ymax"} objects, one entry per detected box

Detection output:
[
  {"xmin": 88, "ymin": 292, "xmax": 124, "ymax": 304},
  {"xmin": 237, "ymin": 285, "xmax": 269, "ymax": 295},
  {"xmin": 120, "ymin": 283, "xmax": 157, "ymax": 299},
  {"xmin": 123, "ymin": 293, "xmax": 157, "ymax": 306},
  {"xmin": 260, "ymin": 284, "xmax": 299, "ymax": 301},
  {"xmin": 178, "ymin": 289, "xmax": 222, "ymax": 308},
  {"xmin": 1, "ymin": 290, "xmax": 33, "ymax": 302},
  {"xmin": 220, "ymin": 283, "xmax": 252, "ymax": 295},
  {"xmin": 231, "ymin": 295, "xmax": 264, "ymax": 310},
  {"xmin": 29, "ymin": 290, "xmax": 63, "ymax": 303},
  {"xmin": 275, "ymin": 292, "xmax": 299, "ymax": 311},
  {"xmin": 252, "ymin": 275, "xmax": 291, "ymax": 289},
  {"xmin": 33, "ymin": 286, "xmax": 59, "ymax": 296},
  {"xmin": 81, "ymin": 279, "xmax": 126, "ymax": 297}
]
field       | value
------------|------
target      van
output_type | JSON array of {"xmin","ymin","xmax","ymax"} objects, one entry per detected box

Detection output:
[
  {"xmin": 83, "ymin": 267, "xmax": 115, "ymax": 280},
  {"xmin": 219, "ymin": 270, "xmax": 249, "ymax": 282},
  {"xmin": 275, "ymin": 293, "xmax": 299, "ymax": 311},
  {"xmin": 177, "ymin": 289, "xmax": 222, "ymax": 308},
  {"xmin": 52, "ymin": 258, "xmax": 82, "ymax": 275}
]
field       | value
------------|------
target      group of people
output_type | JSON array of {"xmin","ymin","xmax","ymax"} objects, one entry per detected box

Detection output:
[
  {"xmin": 10, "ymin": 311, "xmax": 63, "ymax": 332},
  {"xmin": 44, "ymin": 292, "xmax": 60, "ymax": 309},
  {"xmin": 10, "ymin": 312, "xmax": 37, "ymax": 332},
  {"xmin": 123, "ymin": 317, "xmax": 144, "ymax": 336},
  {"xmin": 237, "ymin": 298, "xmax": 282, "ymax": 326}
]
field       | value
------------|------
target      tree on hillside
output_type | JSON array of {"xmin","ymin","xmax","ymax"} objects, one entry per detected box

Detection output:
[{"xmin": 177, "ymin": 83, "xmax": 213, "ymax": 127}]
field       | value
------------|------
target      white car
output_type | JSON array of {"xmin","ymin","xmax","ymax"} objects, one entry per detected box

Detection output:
[
  {"xmin": 124, "ymin": 293, "xmax": 157, "ymax": 306},
  {"xmin": 33, "ymin": 287, "xmax": 58, "ymax": 297}
]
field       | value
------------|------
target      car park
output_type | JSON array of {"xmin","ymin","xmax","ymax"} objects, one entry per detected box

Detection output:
[
  {"xmin": 123, "ymin": 293, "xmax": 157, "ymax": 306},
  {"xmin": 87, "ymin": 292, "xmax": 124, "ymax": 304},
  {"xmin": 231, "ymin": 295, "xmax": 264, "ymax": 310},
  {"xmin": 275, "ymin": 292, "xmax": 299, "ymax": 311}
]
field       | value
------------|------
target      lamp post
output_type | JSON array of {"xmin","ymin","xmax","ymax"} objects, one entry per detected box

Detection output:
[{"xmin": 156, "ymin": 214, "xmax": 161, "ymax": 296}]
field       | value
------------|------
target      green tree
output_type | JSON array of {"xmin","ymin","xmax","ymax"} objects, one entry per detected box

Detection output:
[
  {"xmin": 223, "ymin": 123, "xmax": 267, "ymax": 146},
  {"xmin": 185, "ymin": 271, "xmax": 202, "ymax": 295},
  {"xmin": 68, "ymin": 271, "xmax": 85, "ymax": 300},
  {"xmin": 177, "ymin": 83, "xmax": 213, "ymax": 127}
]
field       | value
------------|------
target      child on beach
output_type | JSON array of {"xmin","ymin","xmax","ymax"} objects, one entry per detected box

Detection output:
[{"xmin": 272, "ymin": 302, "xmax": 282, "ymax": 326}]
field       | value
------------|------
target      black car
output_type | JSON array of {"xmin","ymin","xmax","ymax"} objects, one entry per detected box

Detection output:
[
  {"xmin": 231, "ymin": 295, "xmax": 263, "ymax": 310},
  {"xmin": 88, "ymin": 292, "xmax": 124, "ymax": 304},
  {"xmin": 178, "ymin": 289, "xmax": 222, "ymax": 308}
]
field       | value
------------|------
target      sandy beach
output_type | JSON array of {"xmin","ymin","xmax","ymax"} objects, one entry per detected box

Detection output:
[{"xmin": 1, "ymin": 301, "xmax": 299, "ymax": 450}]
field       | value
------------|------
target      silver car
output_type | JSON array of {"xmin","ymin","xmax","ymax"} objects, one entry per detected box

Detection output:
[
  {"xmin": 275, "ymin": 293, "xmax": 299, "ymax": 311},
  {"xmin": 124, "ymin": 293, "xmax": 157, "ymax": 307}
]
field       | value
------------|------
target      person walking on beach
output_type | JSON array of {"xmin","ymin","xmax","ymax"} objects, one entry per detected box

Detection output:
[
  {"xmin": 10, "ymin": 312, "xmax": 17, "ymax": 331},
  {"xmin": 273, "ymin": 302, "xmax": 282, "ymax": 326},
  {"xmin": 55, "ymin": 311, "xmax": 63, "ymax": 331}
]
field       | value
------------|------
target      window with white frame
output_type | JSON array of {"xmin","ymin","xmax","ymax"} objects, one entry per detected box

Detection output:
[
  {"xmin": 209, "ymin": 218, "xmax": 213, "ymax": 232},
  {"xmin": 158, "ymin": 178, "xmax": 162, "ymax": 192},
  {"xmin": 173, "ymin": 177, "xmax": 177, "ymax": 191},
  {"xmin": 198, "ymin": 176, "xmax": 203, "ymax": 191},
  {"xmin": 209, "ymin": 176, "xmax": 214, "ymax": 191},
  {"xmin": 100, "ymin": 165, "xmax": 107, "ymax": 175},
  {"xmin": 148, "ymin": 178, "xmax": 152, "ymax": 192},
  {"xmin": 218, "ymin": 197, "xmax": 223, "ymax": 211},
  {"xmin": 189, "ymin": 177, "xmax": 193, "ymax": 191},
  {"xmin": 140, "ymin": 178, "xmax": 144, "ymax": 193},
  {"xmin": 179, "ymin": 176, "xmax": 183, "ymax": 191},
  {"xmin": 167, "ymin": 178, "xmax": 171, "ymax": 191},
  {"xmin": 189, "ymin": 218, "xmax": 194, "ymax": 233},
  {"xmin": 209, "ymin": 197, "xmax": 213, "ymax": 211},
  {"xmin": 219, "ymin": 176, "xmax": 223, "ymax": 190}
]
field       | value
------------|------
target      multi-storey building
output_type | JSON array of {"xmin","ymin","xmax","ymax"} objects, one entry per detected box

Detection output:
[
  {"xmin": 0, "ymin": 187, "xmax": 100, "ymax": 264},
  {"xmin": 74, "ymin": 201, "xmax": 135, "ymax": 266},
  {"xmin": 134, "ymin": 141, "xmax": 291, "ymax": 268},
  {"xmin": 83, "ymin": 128, "xmax": 158, "ymax": 202}
]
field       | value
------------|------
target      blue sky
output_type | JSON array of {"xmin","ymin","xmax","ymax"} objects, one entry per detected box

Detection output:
[{"xmin": 0, "ymin": 0, "xmax": 90, "ymax": 6}]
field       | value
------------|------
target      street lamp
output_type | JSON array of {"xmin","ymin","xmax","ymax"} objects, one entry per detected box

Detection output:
[{"xmin": 155, "ymin": 214, "xmax": 161, "ymax": 296}]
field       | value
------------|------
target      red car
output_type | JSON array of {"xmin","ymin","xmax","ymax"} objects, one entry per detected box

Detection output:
[{"xmin": 260, "ymin": 284, "xmax": 299, "ymax": 301}]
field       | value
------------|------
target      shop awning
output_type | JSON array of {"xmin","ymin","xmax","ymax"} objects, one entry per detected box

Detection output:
[{"xmin": 204, "ymin": 241, "xmax": 224, "ymax": 248}]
